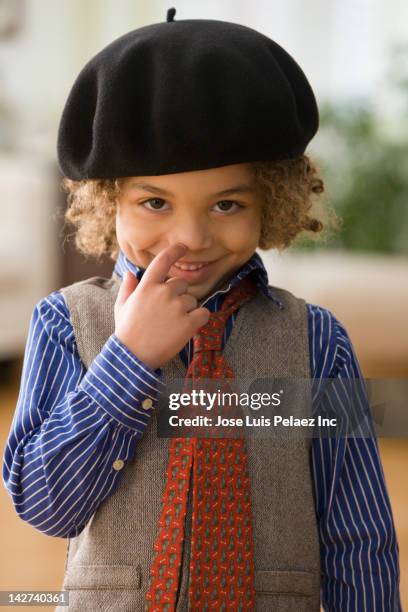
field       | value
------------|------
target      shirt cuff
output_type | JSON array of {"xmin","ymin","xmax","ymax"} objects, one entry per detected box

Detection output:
[{"xmin": 79, "ymin": 333, "xmax": 166, "ymax": 432}]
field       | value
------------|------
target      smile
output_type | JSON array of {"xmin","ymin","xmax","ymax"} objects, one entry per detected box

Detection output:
[
  {"xmin": 170, "ymin": 258, "xmax": 220, "ymax": 281},
  {"xmin": 173, "ymin": 261, "xmax": 209, "ymax": 270}
]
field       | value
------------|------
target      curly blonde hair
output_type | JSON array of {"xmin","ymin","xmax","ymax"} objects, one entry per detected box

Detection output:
[{"xmin": 59, "ymin": 155, "xmax": 340, "ymax": 261}]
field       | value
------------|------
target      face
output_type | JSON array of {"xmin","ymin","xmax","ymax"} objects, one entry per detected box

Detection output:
[{"xmin": 115, "ymin": 162, "xmax": 263, "ymax": 304}]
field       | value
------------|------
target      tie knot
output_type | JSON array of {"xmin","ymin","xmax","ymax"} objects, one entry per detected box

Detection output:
[
  {"xmin": 192, "ymin": 311, "xmax": 228, "ymax": 353},
  {"xmin": 192, "ymin": 275, "xmax": 258, "ymax": 355}
]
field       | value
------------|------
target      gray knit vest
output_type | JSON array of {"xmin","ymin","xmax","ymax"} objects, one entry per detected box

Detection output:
[{"xmin": 57, "ymin": 271, "xmax": 321, "ymax": 612}]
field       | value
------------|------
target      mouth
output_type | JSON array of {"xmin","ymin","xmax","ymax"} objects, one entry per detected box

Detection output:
[
  {"xmin": 170, "ymin": 258, "xmax": 221, "ymax": 281},
  {"xmin": 174, "ymin": 260, "xmax": 212, "ymax": 270}
]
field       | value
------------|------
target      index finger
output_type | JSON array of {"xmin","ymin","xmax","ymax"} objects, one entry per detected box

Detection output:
[{"xmin": 138, "ymin": 243, "xmax": 188, "ymax": 287}]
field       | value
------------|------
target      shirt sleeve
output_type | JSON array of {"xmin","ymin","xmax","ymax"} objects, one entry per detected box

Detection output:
[
  {"xmin": 2, "ymin": 290, "xmax": 165, "ymax": 538},
  {"xmin": 308, "ymin": 304, "xmax": 402, "ymax": 611}
]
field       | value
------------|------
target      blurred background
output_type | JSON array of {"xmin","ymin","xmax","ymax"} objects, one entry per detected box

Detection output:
[{"xmin": 0, "ymin": 0, "xmax": 407, "ymax": 609}]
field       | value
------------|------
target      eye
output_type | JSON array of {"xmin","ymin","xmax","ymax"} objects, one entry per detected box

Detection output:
[
  {"xmin": 138, "ymin": 198, "xmax": 244, "ymax": 213},
  {"xmin": 139, "ymin": 198, "xmax": 169, "ymax": 211},
  {"xmin": 213, "ymin": 200, "xmax": 244, "ymax": 213}
]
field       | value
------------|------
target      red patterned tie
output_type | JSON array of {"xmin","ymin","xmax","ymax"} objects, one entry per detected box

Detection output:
[{"xmin": 145, "ymin": 275, "xmax": 258, "ymax": 611}]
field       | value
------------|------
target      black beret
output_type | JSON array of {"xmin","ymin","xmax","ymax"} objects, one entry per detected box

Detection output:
[{"xmin": 57, "ymin": 7, "xmax": 319, "ymax": 180}]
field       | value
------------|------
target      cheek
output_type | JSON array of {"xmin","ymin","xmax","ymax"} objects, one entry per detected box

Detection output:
[
  {"xmin": 116, "ymin": 210, "xmax": 156, "ymax": 250},
  {"xmin": 224, "ymin": 211, "xmax": 261, "ymax": 249},
  {"xmin": 115, "ymin": 215, "xmax": 134, "ymax": 250},
  {"xmin": 247, "ymin": 209, "xmax": 262, "ymax": 243}
]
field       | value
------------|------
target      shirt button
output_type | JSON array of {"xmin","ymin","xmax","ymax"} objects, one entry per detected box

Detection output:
[
  {"xmin": 112, "ymin": 459, "xmax": 125, "ymax": 471},
  {"xmin": 142, "ymin": 398, "xmax": 153, "ymax": 409}
]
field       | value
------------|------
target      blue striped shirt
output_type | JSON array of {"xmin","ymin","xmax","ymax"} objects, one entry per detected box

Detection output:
[{"xmin": 2, "ymin": 250, "xmax": 401, "ymax": 611}]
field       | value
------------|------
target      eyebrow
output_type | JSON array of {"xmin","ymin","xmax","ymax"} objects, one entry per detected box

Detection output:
[{"xmin": 129, "ymin": 181, "xmax": 255, "ymax": 197}]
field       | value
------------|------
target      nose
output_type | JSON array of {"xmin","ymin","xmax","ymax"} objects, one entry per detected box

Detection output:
[{"xmin": 169, "ymin": 212, "xmax": 213, "ymax": 251}]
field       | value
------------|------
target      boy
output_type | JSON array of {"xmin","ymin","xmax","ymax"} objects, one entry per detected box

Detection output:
[{"xmin": 2, "ymin": 8, "xmax": 401, "ymax": 611}]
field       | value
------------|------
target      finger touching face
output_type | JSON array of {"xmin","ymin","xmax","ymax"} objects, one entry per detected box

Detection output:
[{"xmin": 137, "ymin": 243, "xmax": 188, "ymax": 288}]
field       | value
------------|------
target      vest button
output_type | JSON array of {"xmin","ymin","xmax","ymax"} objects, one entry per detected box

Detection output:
[
  {"xmin": 142, "ymin": 398, "xmax": 153, "ymax": 409},
  {"xmin": 112, "ymin": 459, "xmax": 125, "ymax": 471}
]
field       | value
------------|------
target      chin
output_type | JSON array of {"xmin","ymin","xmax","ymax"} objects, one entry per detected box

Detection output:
[{"xmin": 197, "ymin": 281, "xmax": 225, "ymax": 299}]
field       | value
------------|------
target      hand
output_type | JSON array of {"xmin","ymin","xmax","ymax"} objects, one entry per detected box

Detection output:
[{"xmin": 114, "ymin": 244, "xmax": 211, "ymax": 370}]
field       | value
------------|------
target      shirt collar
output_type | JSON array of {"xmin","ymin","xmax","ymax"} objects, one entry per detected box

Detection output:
[{"xmin": 113, "ymin": 249, "xmax": 284, "ymax": 310}]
